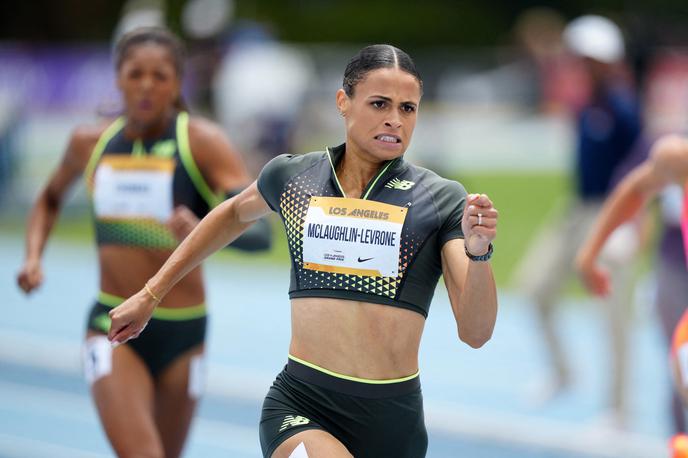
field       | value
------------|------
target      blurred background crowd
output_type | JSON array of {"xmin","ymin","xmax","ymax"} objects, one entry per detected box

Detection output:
[
  {"xmin": 4, "ymin": 1, "xmax": 688, "ymax": 269},
  {"xmin": 3, "ymin": 1, "xmax": 688, "ymax": 457}
]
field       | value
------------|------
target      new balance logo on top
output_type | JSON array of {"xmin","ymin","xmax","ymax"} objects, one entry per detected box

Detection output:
[
  {"xmin": 279, "ymin": 415, "xmax": 310, "ymax": 432},
  {"xmin": 385, "ymin": 178, "xmax": 415, "ymax": 190}
]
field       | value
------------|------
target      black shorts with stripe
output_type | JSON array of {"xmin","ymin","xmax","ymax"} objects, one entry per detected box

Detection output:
[
  {"xmin": 86, "ymin": 297, "xmax": 206, "ymax": 377},
  {"xmin": 259, "ymin": 357, "xmax": 428, "ymax": 458}
]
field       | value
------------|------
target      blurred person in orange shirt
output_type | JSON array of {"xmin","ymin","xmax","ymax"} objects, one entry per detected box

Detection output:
[{"xmin": 671, "ymin": 433, "xmax": 688, "ymax": 458}]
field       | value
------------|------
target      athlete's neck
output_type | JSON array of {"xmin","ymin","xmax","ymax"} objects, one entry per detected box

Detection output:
[
  {"xmin": 124, "ymin": 109, "xmax": 176, "ymax": 140},
  {"xmin": 336, "ymin": 144, "xmax": 388, "ymax": 198}
]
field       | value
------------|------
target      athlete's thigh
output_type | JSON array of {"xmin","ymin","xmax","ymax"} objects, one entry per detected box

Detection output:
[
  {"xmin": 154, "ymin": 344, "xmax": 205, "ymax": 458},
  {"xmin": 87, "ymin": 332, "xmax": 163, "ymax": 458},
  {"xmin": 272, "ymin": 430, "xmax": 353, "ymax": 458}
]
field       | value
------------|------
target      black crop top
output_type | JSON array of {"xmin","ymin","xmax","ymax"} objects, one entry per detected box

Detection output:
[
  {"xmin": 257, "ymin": 143, "xmax": 467, "ymax": 317},
  {"xmin": 85, "ymin": 112, "xmax": 222, "ymax": 249}
]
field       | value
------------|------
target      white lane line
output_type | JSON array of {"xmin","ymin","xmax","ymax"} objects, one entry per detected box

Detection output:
[
  {"xmin": 0, "ymin": 433, "xmax": 109, "ymax": 458},
  {"xmin": 0, "ymin": 329, "xmax": 275, "ymax": 402},
  {"xmin": 0, "ymin": 380, "xmax": 258, "ymax": 455},
  {"xmin": 0, "ymin": 380, "xmax": 97, "ymax": 423},
  {"xmin": 425, "ymin": 401, "xmax": 666, "ymax": 458},
  {"xmin": 191, "ymin": 417, "xmax": 259, "ymax": 454},
  {"xmin": 0, "ymin": 330, "xmax": 81, "ymax": 374}
]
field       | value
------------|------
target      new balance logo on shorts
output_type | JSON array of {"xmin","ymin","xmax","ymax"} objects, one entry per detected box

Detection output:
[
  {"xmin": 279, "ymin": 415, "xmax": 310, "ymax": 432},
  {"xmin": 385, "ymin": 178, "xmax": 415, "ymax": 190}
]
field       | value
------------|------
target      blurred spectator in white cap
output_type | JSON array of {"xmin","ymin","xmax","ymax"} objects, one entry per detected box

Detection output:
[
  {"xmin": 564, "ymin": 14, "xmax": 625, "ymax": 64},
  {"xmin": 213, "ymin": 25, "xmax": 314, "ymax": 173},
  {"xmin": 516, "ymin": 14, "xmax": 647, "ymax": 429}
]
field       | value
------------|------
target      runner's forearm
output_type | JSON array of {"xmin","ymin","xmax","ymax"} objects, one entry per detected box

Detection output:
[
  {"xmin": 25, "ymin": 190, "xmax": 62, "ymax": 262},
  {"xmin": 578, "ymin": 168, "xmax": 649, "ymax": 264},
  {"xmin": 456, "ymin": 261, "xmax": 497, "ymax": 347},
  {"xmin": 147, "ymin": 198, "xmax": 254, "ymax": 298}
]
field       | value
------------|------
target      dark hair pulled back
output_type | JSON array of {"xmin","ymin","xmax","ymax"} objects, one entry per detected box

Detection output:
[
  {"xmin": 343, "ymin": 44, "xmax": 423, "ymax": 97},
  {"xmin": 114, "ymin": 27, "xmax": 187, "ymax": 111}
]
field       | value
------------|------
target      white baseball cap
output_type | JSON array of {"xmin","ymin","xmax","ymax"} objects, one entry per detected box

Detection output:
[{"xmin": 563, "ymin": 15, "xmax": 625, "ymax": 63}]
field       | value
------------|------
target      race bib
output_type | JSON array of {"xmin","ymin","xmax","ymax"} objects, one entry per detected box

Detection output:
[
  {"xmin": 82, "ymin": 336, "xmax": 112, "ymax": 385},
  {"xmin": 188, "ymin": 354, "xmax": 207, "ymax": 400},
  {"xmin": 93, "ymin": 156, "xmax": 175, "ymax": 222},
  {"xmin": 302, "ymin": 197, "xmax": 407, "ymax": 277}
]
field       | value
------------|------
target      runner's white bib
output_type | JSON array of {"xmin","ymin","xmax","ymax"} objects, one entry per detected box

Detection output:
[
  {"xmin": 302, "ymin": 197, "xmax": 407, "ymax": 277},
  {"xmin": 93, "ymin": 156, "xmax": 175, "ymax": 222}
]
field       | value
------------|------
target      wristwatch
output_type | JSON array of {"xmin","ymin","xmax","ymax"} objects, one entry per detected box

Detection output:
[{"xmin": 465, "ymin": 243, "xmax": 493, "ymax": 262}]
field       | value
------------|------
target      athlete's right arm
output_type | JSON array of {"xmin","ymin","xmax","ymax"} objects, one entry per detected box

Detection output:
[
  {"xmin": 108, "ymin": 181, "xmax": 272, "ymax": 344},
  {"xmin": 575, "ymin": 134, "xmax": 688, "ymax": 296},
  {"xmin": 17, "ymin": 126, "xmax": 100, "ymax": 294}
]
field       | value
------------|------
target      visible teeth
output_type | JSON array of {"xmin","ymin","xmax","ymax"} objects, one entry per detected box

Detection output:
[{"xmin": 378, "ymin": 135, "xmax": 398, "ymax": 143}]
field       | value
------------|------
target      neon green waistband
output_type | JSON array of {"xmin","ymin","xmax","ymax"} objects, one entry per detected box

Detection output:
[
  {"xmin": 98, "ymin": 291, "xmax": 207, "ymax": 321},
  {"xmin": 287, "ymin": 354, "xmax": 420, "ymax": 384}
]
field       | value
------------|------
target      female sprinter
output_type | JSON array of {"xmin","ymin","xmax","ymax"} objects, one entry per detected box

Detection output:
[
  {"xmin": 575, "ymin": 134, "xmax": 688, "ymax": 455},
  {"xmin": 16, "ymin": 27, "xmax": 270, "ymax": 458},
  {"xmin": 107, "ymin": 44, "xmax": 498, "ymax": 458}
]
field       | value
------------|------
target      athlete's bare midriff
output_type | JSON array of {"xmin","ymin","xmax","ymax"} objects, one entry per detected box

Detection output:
[
  {"xmin": 289, "ymin": 297, "xmax": 425, "ymax": 380},
  {"xmin": 99, "ymin": 245, "xmax": 205, "ymax": 307}
]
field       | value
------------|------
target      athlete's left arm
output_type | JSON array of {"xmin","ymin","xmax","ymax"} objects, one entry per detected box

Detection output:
[
  {"xmin": 441, "ymin": 193, "xmax": 498, "ymax": 349},
  {"xmin": 183, "ymin": 117, "xmax": 272, "ymax": 251},
  {"xmin": 575, "ymin": 134, "xmax": 688, "ymax": 296}
]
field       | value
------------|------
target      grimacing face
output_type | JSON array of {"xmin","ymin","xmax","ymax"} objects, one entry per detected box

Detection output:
[
  {"xmin": 117, "ymin": 43, "xmax": 181, "ymax": 129},
  {"xmin": 336, "ymin": 67, "xmax": 421, "ymax": 162}
]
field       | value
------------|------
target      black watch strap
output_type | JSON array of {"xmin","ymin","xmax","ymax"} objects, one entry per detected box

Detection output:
[{"xmin": 465, "ymin": 242, "xmax": 493, "ymax": 262}]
